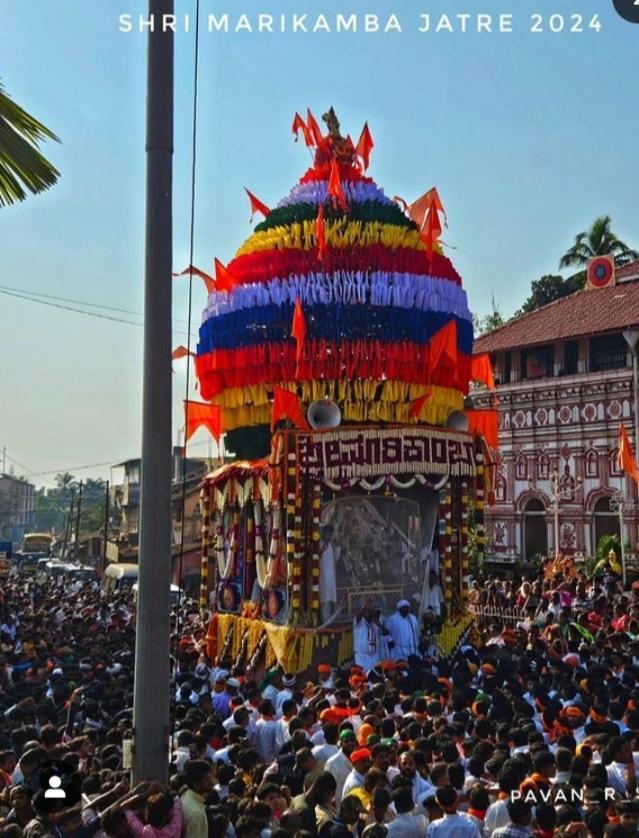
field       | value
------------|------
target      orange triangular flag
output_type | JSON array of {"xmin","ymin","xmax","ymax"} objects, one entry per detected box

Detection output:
[
  {"xmin": 173, "ymin": 265, "xmax": 216, "ymax": 294},
  {"xmin": 328, "ymin": 158, "xmax": 348, "ymax": 212},
  {"xmin": 292, "ymin": 112, "xmax": 313, "ymax": 147},
  {"xmin": 409, "ymin": 187, "xmax": 447, "ymax": 232},
  {"xmin": 172, "ymin": 345, "xmax": 195, "ymax": 361},
  {"xmin": 244, "ymin": 188, "xmax": 270, "ymax": 222},
  {"xmin": 429, "ymin": 320, "xmax": 457, "ymax": 373},
  {"xmin": 271, "ymin": 387, "xmax": 310, "ymax": 432},
  {"xmin": 184, "ymin": 401, "xmax": 223, "ymax": 443},
  {"xmin": 316, "ymin": 204, "xmax": 326, "ymax": 258},
  {"xmin": 355, "ymin": 122, "xmax": 374, "ymax": 170},
  {"xmin": 214, "ymin": 258, "xmax": 238, "ymax": 293},
  {"xmin": 619, "ymin": 423, "xmax": 639, "ymax": 484},
  {"xmin": 409, "ymin": 390, "xmax": 432, "ymax": 419},
  {"xmin": 466, "ymin": 409, "xmax": 499, "ymax": 450},
  {"xmin": 292, "ymin": 298, "xmax": 307, "ymax": 365},
  {"xmin": 306, "ymin": 109, "xmax": 324, "ymax": 146},
  {"xmin": 471, "ymin": 353, "xmax": 495, "ymax": 390}
]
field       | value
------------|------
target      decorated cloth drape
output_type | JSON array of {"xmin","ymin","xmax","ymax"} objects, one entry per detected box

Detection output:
[
  {"xmin": 194, "ymin": 113, "xmax": 474, "ymax": 431},
  {"xmin": 465, "ymin": 409, "xmax": 499, "ymax": 450}
]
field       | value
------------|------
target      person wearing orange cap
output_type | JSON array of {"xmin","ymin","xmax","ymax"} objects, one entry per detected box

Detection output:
[
  {"xmin": 342, "ymin": 747, "xmax": 372, "ymax": 799},
  {"xmin": 317, "ymin": 663, "xmax": 334, "ymax": 690}
]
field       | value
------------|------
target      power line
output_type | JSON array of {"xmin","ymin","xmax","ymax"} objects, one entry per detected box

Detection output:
[{"xmin": 0, "ymin": 287, "xmax": 199, "ymax": 339}]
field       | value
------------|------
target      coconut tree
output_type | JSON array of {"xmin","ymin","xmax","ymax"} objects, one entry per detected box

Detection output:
[
  {"xmin": 560, "ymin": 215, "xmax": 638, "ymax": 270},
  {"xmin": 0, "ymin": 79, "xmax": 60, "ymax": 207}
]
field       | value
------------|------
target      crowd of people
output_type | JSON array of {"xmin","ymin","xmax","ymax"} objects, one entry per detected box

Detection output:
[{"xmin": 2, "ymin": 554, "xmax": 639, "ymax": 837}]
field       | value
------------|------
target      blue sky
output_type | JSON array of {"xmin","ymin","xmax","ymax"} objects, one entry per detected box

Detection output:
[{"xmin": 2, "ymin": 0, "xmax": 638, "ymax": 486}]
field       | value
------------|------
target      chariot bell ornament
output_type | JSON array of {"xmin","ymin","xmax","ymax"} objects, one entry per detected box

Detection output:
[{"xmin": 307, "ymin": 398, "xmax": 342, "ymax": 430}]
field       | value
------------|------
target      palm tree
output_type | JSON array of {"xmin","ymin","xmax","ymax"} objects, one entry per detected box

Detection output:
[
  {"xmin": 560, "ymin": 215, "xmax": 638, "ymax": 270},
  {"xmin": 0, "ymin": 79, "xmax": 60, "ymax": 207}
]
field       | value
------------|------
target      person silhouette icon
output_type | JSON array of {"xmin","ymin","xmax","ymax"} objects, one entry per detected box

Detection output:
[{"xmin": 44, "ymin": 775, "xmax": 66, "ymax": 800}]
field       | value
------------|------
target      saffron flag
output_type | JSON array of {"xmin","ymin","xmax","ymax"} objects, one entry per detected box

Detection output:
[
  {"xmin": 214, "ymin": 258, "xmax": 238, "ymax": 293},
  {"xmin": 355, "ymin": 122, "xmax": 374, "ymax": 170},
  {"xmin": 471, "ymin": 353, "xmax": 495, "ymax": 390},
  {"xmin": 306, "ymin": 109, "xmax": 324, "ymax": 147},
  {"xmin": 409, "ymin": 390, "xmax": 432, "ymax": 419},
  {"xmin": 244, "ymin": 188, "xmax": 270, "ymax": 221},
  {"xmin": 184, "ymin": 401, "xmax": 223, "ymax": 443},
  {"xmin": 172, "ymin": 345, "xmax": 195, "ymax": 361},
  {"xmin": 292, "ymin": 112, "xmax": 313, "ymax": 146},
  {"xmin": 429, "ymin": 320, "xmax": 457, "ymax": 373},
  {"xmin": 172, "ymin": 265, "xmax": 216, "ymax": 294},
  {"xmin": 618, "ymin": 423, "xmax": 639, "ymax": 484},
  {"xmin": 316, "ymin": 203, "xmax": 326, "ymax": 258},
  {"xmin": 408, "ymin": 188, "xmax": 447, "ymax": 254},
  {"xmin": 466, "ymin": 409, "xmax": 499, "ymax": 450},
  {"xmin": 291, "ymin": 298, "xmax": 307, "ymax": 364},
  {"xmin": 328, "ymin": 158, "xmax": 348, "ymax": 211},
  {"xmin": 271, "ymin": 387, "xmax": 310, "ymax": 432}
]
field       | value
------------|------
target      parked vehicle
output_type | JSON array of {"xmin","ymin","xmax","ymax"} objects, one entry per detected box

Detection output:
[
  {"xmin": 102, "ymin": 563, "xmax": 138, "ymax": 594},
  {"xmin": 66, "ymin": 565, "xmax": 98, "ymax": 583},
  {"xmin": 131, "ymin": 581, "xmax": 184, "ymax": 606}
]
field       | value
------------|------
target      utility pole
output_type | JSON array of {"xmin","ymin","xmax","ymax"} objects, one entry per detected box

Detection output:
[
  {"xmin": 62, "ymin": 490, "xmax": 74, "ymax": 560},
  {"xmin": 132, "ymin": 0, "xmax": 174, "ymax": 784},
  {"xmin": 102, "ymin": 481, "xmax": 110, "ymax": 577},
  {"xmin": 1, "ymin": 446, "xmax": 6, "ymax": 474},
  {"xmin": 74, "ymin": 481, "xmax": 83, "ymax": 562}
]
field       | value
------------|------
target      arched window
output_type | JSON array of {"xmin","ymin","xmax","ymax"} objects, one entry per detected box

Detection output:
[
  {"xmin": 585, "ymin": 449, "xmax": 598, "ymax": 478},
  {"xmin": 516, "ymin": 454, "xmax": 528, "ymax": 480},
  {"xmin": 538, "ymin": 454, "xmax": 550, "ymax": 479},
  {"xmin": 495, "ymin": 475, "xmax": 507, "ymax": 502},
  {"xmin": 593, "ymin": 495, "xmax": 620, "ymax": 550},
  {"xmin": 610, "ymin": 448, "xmax": 622, "ymax": 476}
]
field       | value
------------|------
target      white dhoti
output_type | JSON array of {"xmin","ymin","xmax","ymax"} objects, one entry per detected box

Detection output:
[
  {"xmin": 319, "ymin": 543, "xmax": 337, "ymax": 623},
  {"xmin": 353, "ymin": 617, "xmax": 382, "ymax": 671},
  {"xmin": 386, "ymin": 612, "xmax": 420, "ymax": 660}
]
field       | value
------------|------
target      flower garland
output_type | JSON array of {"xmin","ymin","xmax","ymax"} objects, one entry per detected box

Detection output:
[
  {"xmin": 200, "ymin": 488, "xmax": 211, "ymax": 610},
  {"xmin": 218, "ymin": 620, "xmax": 234, "ymax": 662},
  {"xmin": 439, "ymin": 487, "xmax": 453, "ymax": 608},
  {"xmin": 235, "ymin": 627, "xmax": 250, "ymax": 669},
  {"xmin": 247, "ymin": 630, "xmax": 268, "ymax": 675},
  {"xmin": 474, "ymin": 439, "xmax": 486, "ymax": 563},
  {"xmin": 244, "ymin": 504, "xmax": 255, "ymax": 599},
  {"xmin": 215, "ymin": 508, "xmax": 240, "ymax": 581},
  {"xmin": 322, "ymin": 473, "xmax": 449, "ymax": 493},
  {"xmin": 254, "ymin": 500, "xmax": 267, "ymax": 586},
  {"xmin": 460, "ymin": 480, "xmax": 470, "ymax": 606},
  {"xmin": 286, "ymin": 444, "xmax": 302, "ymax": 624},
  {"xmin": 309, "ymin": 483, "xmax": 321, "ymax": 623}
]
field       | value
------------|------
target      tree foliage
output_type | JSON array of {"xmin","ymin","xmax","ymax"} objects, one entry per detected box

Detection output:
[
  {"xmin": 473, "ymin": 294, "xmax": 505, "ymax": 336},
  {"xmin": 560, "ymin": 215, "xmax": 638, "ymax": 269},
  {"xmin": 515, "ymin": 274, "xmax": 585, "ymax": 316},
  {"xmin": 0, "ymin": 79, "xmax": 60, "ymax": 207},
  {"xmin": 34, "ymin": 475, "xmax": 119, "ymax": 539}
]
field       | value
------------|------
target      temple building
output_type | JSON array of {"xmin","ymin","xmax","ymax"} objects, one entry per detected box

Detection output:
[{"xmin": 471, "ymin": 260, "xmax": 639, "ymax": 564}]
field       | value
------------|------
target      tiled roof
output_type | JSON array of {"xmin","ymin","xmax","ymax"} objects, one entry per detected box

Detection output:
[{"xmin": 474, "ymin": 269, "xmax": 639, "ymax": 354}]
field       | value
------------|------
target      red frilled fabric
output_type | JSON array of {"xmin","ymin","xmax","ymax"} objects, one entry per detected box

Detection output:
[{"xmin": 196, "ymin": 339, "xmax": 472, "ymax": 400}]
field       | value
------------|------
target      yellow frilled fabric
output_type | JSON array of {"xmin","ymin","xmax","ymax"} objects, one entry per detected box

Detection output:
[
  {"xmin": 216, "ymin": 383, "xmax": 463, "ymax": 432},
  {"xmin": 235, "ymin": 219, "xmax": 426, "ymax": 256}
]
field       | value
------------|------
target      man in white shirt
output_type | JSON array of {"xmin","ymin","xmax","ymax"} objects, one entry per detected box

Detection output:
[
  {"xmin": 275, "ymin": 674, "xmax": 296, "ymax": 716},
  {"xmin": 385, "ymin": 600, "xmax": 420, "ymax": 661},
  {"xmin": 353, "ymin": 604, "xmax": 384, "ymax": 672},
  {"xmin": 254, "ymin": 700, "xmax": 279, "ymax": 764},
  {"xmin": 312, "ymin": 724, "xmax": 339, "ymax": 764},
  {"xmin": 319, "ymin": 526, "xmax": 337, "ymax": 624},
  {"xmin": 427, "ymin": 786, "xmax": 481, "ymax": 837},
  {"xmin": 275, "ymin": 699, "xmax": 297, "ymax": 753},
  {"xmin": 325, "ymin": 731, "xmax": 358, "ymax": 806},
  {"xmin": 386, "ymin": 786, "xmax": 428, "ymax": 838},
  {"xmin": 607, "ymin": 736, "xmax": 636, "ymax": 798},
  {"xmin": 397, "ymin": 750, "xmax": 435, "ymax": 805},
  {"xmin": 342, "ymin": 748, "xmax": 372, "ymax": 799}
]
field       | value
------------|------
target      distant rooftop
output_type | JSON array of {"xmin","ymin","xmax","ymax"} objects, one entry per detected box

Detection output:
[{"xmin": 474, "ymin": 262, "xmax": 639, "ymax": 354}]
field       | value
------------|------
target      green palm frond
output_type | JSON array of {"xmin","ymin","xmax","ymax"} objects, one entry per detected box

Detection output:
[
  {"xmin": 560, "ymin": 216, "xmax": 638, "ymax": 269},
  {"xmin": 0, "ymin": 80, "xmax": 60, "ymax": 207}
]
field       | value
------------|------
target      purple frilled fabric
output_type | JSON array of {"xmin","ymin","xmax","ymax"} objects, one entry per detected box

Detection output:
[{"xmin": 277, "ymin": 180, "xmax": 393, "ymax": 208}]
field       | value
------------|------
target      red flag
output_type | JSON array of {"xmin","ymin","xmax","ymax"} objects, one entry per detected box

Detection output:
[
  {"xmin": 306, "ymin": 109, "xmax": 324, "ymax": 146},
  {"xmin": 184, "ymin": 401, "xmax": 223, "ymax": 443},
  {"xmin": 172, "ymin": 265, "xmax": 216, "ymax": 294},
  {"xmin": 328, "ymin": 158, "xmax": 348, "ymax": 211},
  {"xmin": 244, "ymin": 188, "xmax": 270, "ymax": 221},
  {"xmin": 214, "ymin": 258, "xmax": 238, "ymax": 293},
  {"xmin": 409, "ymin": 390, "xmax": 432, "ymax": 419},
  {"xmin": 292, "ymin": 298, "xmax": 307, "ymax": 364},
  {"xmin": 408, "ymin": 188, "xmax": 447, "ymax": 254},
  {"xmin": 429, "ymin": 320, "xmax": 458, "ymax": 373},
  {"xmin": 619, "ymin": 423, "xmax": 639, "ymax": 484},
  {"xmin": 466, "ymin": 409, "xmax": 499, "ymax": 450},
  {"xmin": 316, "ymin": 204, "xmax": 326, "ymax": 258},
  {"xmin": 291, "ymin": 112, "xmax": 313, "ymax": 146},
  {"xmin": 471, "ymin": 353, "xmax": 495, "ymax": 390},
  {"xmin": 355, "ymin": 122, "xmax": 374, "ymax": 170},
  {"xmin": 172, "ymin": 345, "xmax": 195, "ymax": 361},
  {"xmin": 271, "ymin": 387, "xmax": 310, "ymax": 432}
]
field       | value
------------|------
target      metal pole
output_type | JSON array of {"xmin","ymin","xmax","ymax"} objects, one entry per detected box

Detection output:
[
  {"xmin": 102, "ymin": 481, "xmax": 110, "ymax": 578},
  {"xmin": 132, "ymin": 0, "xmax": 174, "ymax": 784},
  {"xmin": 619, "ymin": 496, "xmax": 626, "ymax": 588},
  {"xmin": 74, "ymin": 481, "xmax": 83, "ymax": 562},
  {"xmin": 62, "ymin": 490, "xmax": 74, "ymax": 560},
  {"xmin": 633, "ymin": 352, "xmax": 639, "ymax": 459}
]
